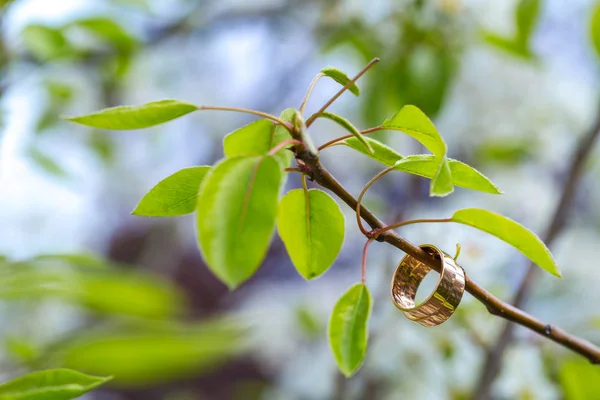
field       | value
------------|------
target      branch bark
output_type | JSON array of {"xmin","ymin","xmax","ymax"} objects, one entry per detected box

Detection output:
[
  {"xmin": 472, "ymin": 102, "xmax": 600, "ymax": 399},
  {"xmin": 292, "ymin": 142, "xmax": 600, "ymax": 367}
]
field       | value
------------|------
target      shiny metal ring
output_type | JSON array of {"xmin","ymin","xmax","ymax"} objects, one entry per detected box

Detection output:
[{"xmin": 390, "ymin": 244, "xmax": 466, "ymax": 327}]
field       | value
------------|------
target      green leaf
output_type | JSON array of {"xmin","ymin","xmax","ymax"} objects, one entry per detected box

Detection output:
[
  {"xmin": 591, "ymin": 3, "xmax": 600, "ymax": 58},
  {"xmin": 56, "ymin": 320, "xmax": 245, "ymax": 386},
  {"xmin": 482, "ymin": 32, "xmax": 534, "ymax": 60},
  {"xmin": 430, "ymin": 156, "xmax": 454, "ymax": 197},
  {"xmin": 515, "ymin": 0, "xmax": 541, "ymax": 46},
  {"xmin": 277, "ymin": 189, "xmax": 345, "ymax": 279},
  {"xmin": 132, "ymin": 166, "xmax": 210, "ymax": 217},
  {"xmin": 328, "ymin": 283, "xmax": 371, "ymax": 377},
  {"xmin": 451, "ymin": 208, "xmax": 560, "ymax": 277},
  {"xmin": 320, "ymin": 66, "xmax": 360, "ymax": 96},
  {"xmin": 28, "ymin": 147, "xmax": 67, "ymax": 178},
  {"xmin": 342, "ymin": 136, "xmax": 403, "ymax": 166},
  {"xmin": 0, "ymin": 369, "xmax": 111, "ymax": 400},
  {"xmin": 68, "ymin": 17, "xmax": 136, "ymax": 51},
  {"xmin": 21, "ymin": 25, "xmax": 70, "ymax": 60},
  {"xmin": 196, "ymin": 156, "xmax": 282, "ymax": 289},
  {"xmin": 320, "ymin": 112, "xmax": 372, "ymax": 153},
  {"xmin": 66, "ymin": 100, "xmax": 198, "ymax": 130},
  {"xmin": 381, "ymin": 105, "xmax": 446, "ymax": 158},
  {"xmin": 393, "ymin": 155, "xmax": 502, "ymax": 194},
  {"xmin": 223, "ymin": 119, "xmax": 292, "ymax": 168},
  {"xmin": 559, "ymin": 359, "xmax": 600, "ymax": 400}
]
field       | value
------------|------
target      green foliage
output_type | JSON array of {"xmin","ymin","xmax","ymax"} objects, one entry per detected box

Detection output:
[
  {"xmin": 590, "ymin": 2, "xmax": 600, "ymax": 58},
  {"xmin": 21, "ymin": 25, "xmax": 70, "ymax": 60},
  {"xmin": 559, "ymin": 359, "xmax": 600, "ymax": 399},
  {"xmin": 320, "ymin": 66, "xmax": 360, "ymax": 96},
  {"xmin": 328, "ymin": 283, "xmax": 371, "ymax": 377},
  {"xmin": 196, "ymin": 156, "xmax": 282, "ymax": 289},
  {"xmin": 381, "ymin": 105, "xmax": 452, "ymax": 196},
  {"xmin": 66, "ymin": 100, "xmax": 198, "ymax": 130},
  {"xmin": 0, "ymin": 259, "xmax": 185, "ymax": 319},
  {"xmin": 394, "ymin": 155, "xmax": 502, "ymax": 194},
  {"xmin": 223, "ymin": 117, "xmax": 292, "ymax": 168},
  {"xmin": 482, "ymin": 0, "xmax": 541, "ymax": 59},
  {"xmin": 515, "ymin": 0, "xmax": 541, "ymax": 47},
  {"xmin": 343, "ymin": 138, "xmax": 501, "ymax": 194},
  {"xmin": 55, "ymin": 320, "xmax": 245, "ymax": 386},
  {"xmin": 68, "ymin": 18, "xmax": 137, "ymax": 51},
  {"xmin": 133, "ymin": 166, "xmax": 210, "ymax": 217},
  {"xmin": 0, "ymin": 369, "xmax": 111, "ymax": 400},
  {"xmin": 277, "ymin": 189, "xmax": 345, "ymax": 280},
  {"xmin": 451, "ymin": 208, "xmax": 560, "ymax": 277},
  {"xmin": 27, "ymin": 147, "xmax": 67, "ymax": 178},
  {"xmin": 319, "ymin": 112, "xmax": 372, "ymax": 153}
]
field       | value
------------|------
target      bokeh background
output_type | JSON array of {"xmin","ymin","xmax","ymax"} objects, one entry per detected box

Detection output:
[{"xmin": 1, "ymin": 0, "xmax": 600, "ymax": 399}]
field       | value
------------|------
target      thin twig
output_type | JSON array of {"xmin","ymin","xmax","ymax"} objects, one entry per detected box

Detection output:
[
  {"xmin": 299, "ymin": 72, "xmax": 324, "ymax": 115},
  {"xmin": 305, "ymin": 58, "xmax": 380, "ymax": 128},
  {"xmin": 318, "ymin": 126, "xmax": 383, "ymax": 151},
  {"xmin": 199, "ymin": 106, "xmax": 293, "ymax": 132},
  {"xmin": 472, "ymin": 102, "xmax": 600, "ymax": 399},
  {"xmin": 293, "ymin": 144, "xmax": 600, "ymax": 365}
]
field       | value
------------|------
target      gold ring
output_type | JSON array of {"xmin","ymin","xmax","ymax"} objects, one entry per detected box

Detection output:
[{"xmin": 390, "ymin": 244, "xmax": 466, "ymax": 327}]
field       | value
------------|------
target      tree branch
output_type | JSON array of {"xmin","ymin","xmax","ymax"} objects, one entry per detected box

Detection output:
[
  {"xmin": 472, "ymin": 102, "xmax": 600, "ymax": 399},
  {"xmin": 293, "ymin": 145, "xmax": 600, "ymax": 366}
]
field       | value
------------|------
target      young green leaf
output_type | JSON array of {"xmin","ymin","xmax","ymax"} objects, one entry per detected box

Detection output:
[
  {"xmin": 0, "ymin": 368, "xmax": 111, "ymax": 400},
  {"xmin": 277, "ymin": 189, "xmax": 345, "ymax": 280},
  {"xmin": 342, "ymin": 136, "xmax": 403, "ymax": 166},
  {"xmin": 591, "ymin": 3, "xmax": 600, "ymax": 59},
  {"xmin": 515, "ymin": 0, "xmax": 541, "ymax": 46},
  {"xmin": 223, "ymin": 118, "xmax": 292, "ymax": 168},
  {"xmin": 68, "ymin": 17, "xmax": 137, "ymax": 51},
  {"xmin": 320, "ymin": 112, "xmax": 373, "ymax": 153},
  {"xmin": 394, "ymin": 155, "xmax": 502, "ymax": 194},
  {"xmin": 328, "ymin": 283, "xmax": 372, "ymax": 377},
  {"xmin": 132, "ymin": 166, "xmax": 210, "ymax": 217},
  {"xmin": 66, "ymin": 100, "xmax": 198, "ymax": 130},
  {"xmin": 320, "ymin": 66, "xmax": 360, "ymax": 96},
  {"xmin": 430, "ymin": 156, "xmax": 454, "ymax": 197},
  {"xmin": 21, "ymin": 24, "xmax": 70, "ymax": 60},
  {"xmin": 196, "ymin": 156, "xmax": 282, "ymax": 289},
  {"xmin": 451, "ymin": 208, "xmax": 560, "ymax": 277},
  {"xmin": 381, "ymin": 105, "xmax": 447, "ymax": 158},
  {"xmin": 560, "ymin": 359, "xmax": 600, "ymax": 399}
]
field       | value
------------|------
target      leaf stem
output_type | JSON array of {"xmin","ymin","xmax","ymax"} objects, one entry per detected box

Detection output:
[
  {"xmin": 318, "ymin": 126, "xmax": 383, "ymax": 151},
  {"xmin": 285, "ymin": 167, "xmax": 302, "ymax": 174},
  {"xmin": 361, "ymin": 238, "xmax": 374, "ymax": 284},
  {"xmin": 355, "ymin": 165, "xmax": 397, "ymax": 236},
  {"xmin": 199, "ymin": 106, "xmax": 293, "ymax": 132},
  {"xmin": 305, "ymin": 58, "xmax": 380, "ymax": 128},
  {"xmin": 267, "ymin": 139, "xmax": 303, "ymax": 156},
  {"xmin": 372, "ymin": 218, "xmax": 453, "ymax": 238},
  {"xmin": 299, "ymin": 72, "xmax": 324, "ymax": 116}
]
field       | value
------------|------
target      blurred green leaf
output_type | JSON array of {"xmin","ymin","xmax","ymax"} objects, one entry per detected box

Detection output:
[
  {"xmin": 451, "ymin": 208, "xmax": 560, "ymax": 277},
  {"xmin": 133, "ymin": 166, "xmax": 211, "ymax": 217},
  {"xmin": 295, "ymin": 305, "xmax": 323, "ymax": 339},
  {"xmin": 223, "ymin": 119, "xmax": 292, "ymax": 168},
  {"xmin": 21, "ymin": 25, "xmax": 70, "ymax": 60},
  {"xmin": 482, "ymin": 32, "xmax": 535, "ymax": 59},
  {"xmin": 277, "ymin": 189, "xmax": 345, "ymax": 280},
  {"xmin": 591, "ymin": 3, "xmax": 600, "ymax": 58},
  {"xmin": 4, "ymin": 337, "xmax": 38, "ymax": 364},
  {"xmin": 196, "ymin": 156, "xmax": 282, "ymax": 289},
  {"xmin": 328, "ymin": 283, "xmax": 371, "ymax": 377},
  {"xmin": 55, "ymin": 321, "xmax": 245, "ymax": 386},
  {"xmin": 32, "ymin": 253, "xmax": 109, "ymax": 269},
  {"xmin": 0, "ymin": 368, "xmax": 111, "ymax": 400},
  {"xmin": 319, "ymin": 112, "xmax": 372, "ymax": 153},
  {"xmin": 66, "ymin": 100, "xmax": 198, "ymax": 130},
  {"xmin": 559, "ymin": 359, "xmax": 600, "ymax": 399},
  {"xmin": 515, "ymin": 0, "xmax": 541, "ymax": 46},
  {"xmin": 28, "ymin": 147, "xmax": 67, "ymax": 178},
  {"xmin": 68, "ymin": 17, "xmax": 137, "ymax": 51},
  {"xmin": 474, "ymin": 138, "xmax": 534, "ymax": 165},
  {"xmin": 320, "ymin": 66, "xmax": 360, "ymax": 96}
]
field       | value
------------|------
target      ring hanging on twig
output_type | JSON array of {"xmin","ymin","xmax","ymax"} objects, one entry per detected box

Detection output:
[{"xmin": 390, "ymin": 244, "xmax": 466, "ymax": 327}]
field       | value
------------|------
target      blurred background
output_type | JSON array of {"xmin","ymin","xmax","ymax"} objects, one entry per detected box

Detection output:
[{"xmin": 1, "ymin": 0, "xmax": 600, "ymax": 398}]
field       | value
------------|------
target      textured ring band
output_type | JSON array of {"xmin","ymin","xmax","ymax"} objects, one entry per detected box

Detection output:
[{"xmin": 390, "ymin": 244, "xmax": 466, "ymax": 327}]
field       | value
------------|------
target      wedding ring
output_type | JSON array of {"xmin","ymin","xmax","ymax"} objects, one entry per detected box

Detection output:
[{"xmin": 390, "ymin": 244, "xmax": 466, "ymax": 327}]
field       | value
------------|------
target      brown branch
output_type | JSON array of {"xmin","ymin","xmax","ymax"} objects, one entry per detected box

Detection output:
[
  {"xmin": 293, "ymin": 145, "xmax": 600, "ymax": 366},
  {"xmin": 472, "ymin": 102, "xmax": 600, "ymax": 399}
]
